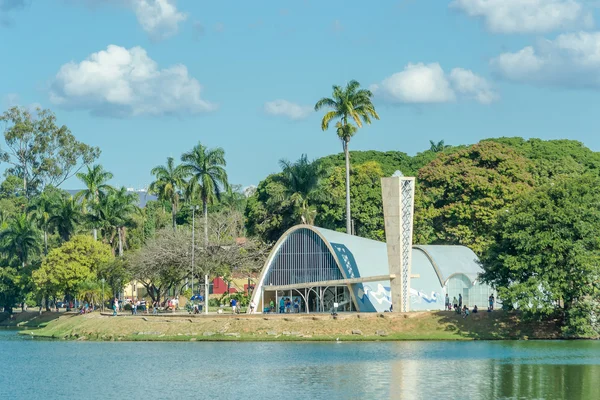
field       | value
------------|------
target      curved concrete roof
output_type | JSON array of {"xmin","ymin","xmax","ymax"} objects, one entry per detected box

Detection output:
[
  {"xmin": 412, "ymin": 245, "xmax": 481, "ymax": 283},
  {"xmin": 314, "ymin": 227, "xmax": 389, "ymax": 279}
]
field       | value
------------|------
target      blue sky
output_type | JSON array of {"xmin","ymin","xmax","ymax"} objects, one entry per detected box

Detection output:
[{"xmin": 1, "ymin": 0, "xmax": 600, "ymax": 190}]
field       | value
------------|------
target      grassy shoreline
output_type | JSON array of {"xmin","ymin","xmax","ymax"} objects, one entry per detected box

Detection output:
[{"xmin": 13, "ymin": 310, "xmax": 563, "ymax": 342}]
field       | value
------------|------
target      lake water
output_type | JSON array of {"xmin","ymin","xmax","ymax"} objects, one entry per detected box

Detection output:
[{"xmin": 2, "ymin": 330, "xmax": 600, "ymax": 399}]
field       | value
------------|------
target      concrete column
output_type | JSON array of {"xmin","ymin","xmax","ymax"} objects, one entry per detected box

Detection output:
[{"xmin": 381, "ymin": 176, "xmax": 415, "ymax": 312}]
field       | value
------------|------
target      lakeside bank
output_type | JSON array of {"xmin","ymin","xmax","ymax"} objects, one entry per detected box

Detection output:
[{"xmin": 13, "ymin": 310, "xmax": 562, "ymax": 341}]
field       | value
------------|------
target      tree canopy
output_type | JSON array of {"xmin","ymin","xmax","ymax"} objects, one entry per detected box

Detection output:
[{"xmin": 480, "ymin": 175, "xmax": 600, "ymax": 337}]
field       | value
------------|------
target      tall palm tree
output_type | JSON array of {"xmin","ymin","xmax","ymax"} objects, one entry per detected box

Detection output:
[
  {"xmin": 315, "ymin": 80, "xmax": 379, "ymax": 234},
  {"xmin": 49, "ymin": 196, "xmax": 81, "ymax": 242},
  {"xmin": 76, "ymin": 164, "xmax": 114, "ymax": 240},
  {"xmin": 273, "ymin": 154, "xmax": 324, "ymax": 225},
  {"xmin": 92, "ymin": 187, "xmax": 138, "ymax": 256},
  {"xmin": 181, "ymin": 142, "xmax": 229, "ymax": 248},
  {"xmin": 0, "ymin": 214, "xmax": 41, "ymax": 268},
  {"xmin": 28, "ymin": 190, "xmax": 58, "ymax": 255},
  {"xmin": 110, "ymin": 187, "xmax": 139, "ymax": 256},
  {"xmin": 149, "ymin": 157, "xmax": 186, "ymax": 231}
]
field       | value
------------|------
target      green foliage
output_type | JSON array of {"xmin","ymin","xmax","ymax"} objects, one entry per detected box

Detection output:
[
  {"xmin": 0, "ymin": 267, "xmax": 22, "ymax": 312},
  {"xmin": 0, "ymin": 214, "xmax": 41, "ymax": 267},
  {"xmin": 149, "ymin": 157, "xmax": 186, "ymax": 230},
  {"xmin": 481, "ymin": 175, "xmax": 600, "ymax": 337},
  {"xmin": 33, "ymin": 235, "xmax": 114, "ymax": 298},
  {"xmin": 484, "ymin": 137, "xmax": 600, "ymax": 182},
  {"xmin": 0, "ymin": 106, "xmax": 100, "ymax": 195},
  {"xmin": 317, "ymin": 162, "xmax": 387, "ymax": 240},
  {"xmin": 415, "ymin": 141, "xmax": 535, "ymax": 254}
]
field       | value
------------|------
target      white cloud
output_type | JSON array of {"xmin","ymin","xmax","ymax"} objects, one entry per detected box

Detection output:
[
  {"xmin": 371, "ymin": 63, "xmax": 497, "ymax": 104},
  {"xmin": 264, "ymin": 100, "xmax": 312, "ymax": 120},
  {"xmin": 70, "ymin": 0, "xmax": 186, "ymax": 40},
  {"xmin": 132, "ymin": 0, "xmax": 186, "ymax": 40},
  {"xmin": 491, "ymin": 31, "xmax": 600, "ymax": 88},
  {"xmin": 450, "ymin": 68, "xmax": 499, "ymax": 104},
  {"xmin": 49, "ymin": 45, "xmax": 216, "ymax": 117},
  {"xmin": 370, "ymin": 63, "xmax": 456, "ymax": 103},
  {"xmin": 450, "ymin": 0, "xmax": 593, "ymax": 34}
]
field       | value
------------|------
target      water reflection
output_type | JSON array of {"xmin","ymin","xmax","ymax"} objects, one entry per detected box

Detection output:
[{"xmin": 2, "ymin": 332, "xmax": 600, "ymax": 400}]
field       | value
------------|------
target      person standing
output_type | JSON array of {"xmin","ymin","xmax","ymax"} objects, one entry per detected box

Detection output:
[
  {"xmin": 279, "ymin": 297, "xmax": 284, "ymax": 314},
  {"xmin": 445, "ymin": 294, "xmax": 450, "ymax": 311},
  {"xmin": 249, "ymin": 301, "xmax": 256, "ymax": 314},
  {"xmin": 231, "ymin": 298, "xmax": 237, "ymax": 314},
  {"xmin": 458, "ymin": 294, "xmax": 463, "ymax": 308},
  {"xmin": 112, "ymin": 298, "xmax": 118, "ymax": 317},
  {"xmin": 489, "ymin": 294, "xmax": 495, "ymax": 311},
  {"xmin": 452, "ymin": 296, "xmax": 458, "ymax": 311}
]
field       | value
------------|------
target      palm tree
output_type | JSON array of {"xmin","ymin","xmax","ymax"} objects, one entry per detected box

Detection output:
[
  {"xmin": 110, "ymin": 187, "xmax": 139, "ymax": 256},
  {"xmin": 273, "ymin": 154, "xmax": 324, "ymax": 225},
  {"xmin": 49, "ymin": 196, "xmax": 81, "ymax": 242},
  {"xmin": 149, "ymin": 157, "xmax": 186, "ymax": 231},
  {"xmin": 28, "ymin": 190, "xmax": 58, "ymax": 255},
  {"xmin": 76, "ymin": 164, "xmax": 114, "ymax": 240},
  {"xmin": 0, "ymin": 214, "xmax": 41, "ymax": 268},
  {"xmin": 92, "ymin": 187, "xmax": 138, "ymax": 256},
  {"xmin": 181, "ymin": 142, "xmax": 229, "ymax": 248},
  {"xmin": 429, "ymin": 140, "xmax": 449, "ymax": 153},
  {"xmin": 315, "ymin": 80, "xmax": 379, "ymax": 234}
]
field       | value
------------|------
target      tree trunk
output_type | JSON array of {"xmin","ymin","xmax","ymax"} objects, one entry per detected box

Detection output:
[
  {"xmin": 118, "ymin": 227, "xmax": 123, "ymax": 257},
  {"xmin": 44, "ymin": 230, "xmax": 48, "ymax": 255},
  {"xmin": 203, "ymin": 199, "xmax": 208, "ymax": 249},
  {"xmin": 344, "ymin": 140, "xmax": 352, "ymax": 234},
  {"xmin": 172, "ymin": 200, "xmax": 177, "ymax": 231}
]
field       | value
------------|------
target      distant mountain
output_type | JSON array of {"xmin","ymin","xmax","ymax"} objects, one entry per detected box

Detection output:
[{"xmin": 66, "ymin": 190, "xmax": 157, "ymax": 208}]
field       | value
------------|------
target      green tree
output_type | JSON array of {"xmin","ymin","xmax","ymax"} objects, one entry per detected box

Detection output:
[
  {"xmin": 416, "ymin": 141, "xmax": 535, "ymax": 254},
  {"xmin": 315, "ymin": 80, "xmax": 379, "ymax": 234},
  {"xmin": 27, "ymin": 189, "xmax": 60, "ymax": 255},
  {"xmin": 76, "ymin": 164, "xmax": 114, "ymax": 240},
  {"xmin": 0, "ymin": 267, "xmax": 22, "ymax": 314},
  {"xmin": 0, "ymin": 106, "xmax": 100, "ymax": 196},
  {"xmin": 181, "ymin": 142, "xmax": 229, "ymax": 248},
  {"xmin": 271, "ymin": 154, "xmax": 324, "ymax": 225},
  {"xmin": 49, "ymin": 196, "xmax": 81, "ymax": 242},
  {"xmin": 481, "ymin": 175, "xmax": 600, "ymax": 337},
  {"xmin": 92, "ymin": 188, "xmax": 138, "ymax": 256},
  {"xmin": 317, "ymin": 161, "xmax": 386, "ymax": 240},
  {"xmin": 149, "ymin": 157, "xmax": 186, "ymax": 231},
  {"xmin": 33, "ymin": 235, "xmax": 113, "ymax": 308},
  {"xmin": 0, "ymin": 214, "xmax": 40, "ymax": 268},
  {"xmin": 429, "ymin": 139, "xmax": 449, "ymax": 152}
]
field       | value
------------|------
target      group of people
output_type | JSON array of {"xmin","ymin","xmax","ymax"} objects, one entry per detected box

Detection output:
[
  {"xmin": 444, "ymin": 293, "xmax": 495, "ymax": 319},
  {"xmin": 273, "ymin": 297, "xmax": 300, "ymax": 313}
]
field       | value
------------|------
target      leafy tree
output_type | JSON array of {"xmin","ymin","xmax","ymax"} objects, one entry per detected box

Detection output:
[
  {"xmin": 316, "ymin": 161, "xmax": 386, "ymax": 240},
  {"xmin": 315, "ymin": 80, "xmax": 379, "ymax": 234},
  {"xmin": 0, "ymin": 214, "xmax": 40, "ymax": 268},
  {"xmin": 481, "ymin": 175, "xmax": 600, "ymax": 337},
  {"xmin": 49, "ymin": 196, "xmax": 81, "ymax": 242},
  {"xmin": 181, "ymin": 142, "xmax": 229, "ymax": 248},
  {"xmin": 76, "ymin": 164, "xmax": 114, "ymax": 240},
  {"xmin": 485, "ymin": 137, "xmax": 600, "ymax": 182},
  {"xmin": 0, "ymin": 106, "xmax": 100, "ymax": 196},
  {"xmin": 271, "ymin": 154, "xmax": 324, "ymax": 225},
  {"xmin": 416, "ymin": 141, "xmax": 535, "ymax": 254},
  {"xmin": 149, "ymin": 157, "xmax": 186, "ymax": 231},
  {"xmin": 0, "ymin": 267, "xmax": 22, "ymax": 314},
  {"xmin": 32, "ymin": 235, "xmax": 113, "ymax": 306}
]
